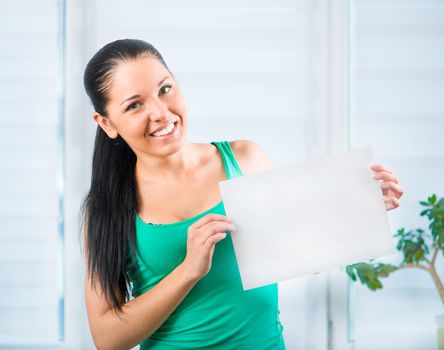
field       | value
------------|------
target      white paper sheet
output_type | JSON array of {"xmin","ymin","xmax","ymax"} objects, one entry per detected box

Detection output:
[{"xmin": 218, "ymin": 146, "xmax": 396, "ymax": 290}]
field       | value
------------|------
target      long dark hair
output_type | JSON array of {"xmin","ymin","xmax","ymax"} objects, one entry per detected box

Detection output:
[{"xmin": 79, "ymin": 39, "xmax": 172, "ymax": 313}]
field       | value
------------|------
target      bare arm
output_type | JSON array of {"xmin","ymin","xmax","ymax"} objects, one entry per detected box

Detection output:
[
  {"xmin": 85, "ymin": 262, "xmax": 198, "ymax": 350},
  {"xmin": 229, "ymin": 140, "xmax": 274, "ymax": 175},
  {"xmin": 84, "ymin": 212, "xmax": 234, "ymax": 350}
]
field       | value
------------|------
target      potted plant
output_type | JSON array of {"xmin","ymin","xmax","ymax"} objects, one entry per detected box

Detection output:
[{"xmin": 346, "ymin": 194, "xmax": 444, "ymax": 349}]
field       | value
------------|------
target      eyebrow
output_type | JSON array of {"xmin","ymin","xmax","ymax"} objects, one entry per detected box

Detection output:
[{"xmin": 120, "ymin": 76, "xmax": 171, "ymax": 106}]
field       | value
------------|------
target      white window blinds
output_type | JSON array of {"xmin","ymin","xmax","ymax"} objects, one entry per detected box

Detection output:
[
  {"xmin": 349, "ymin": 1, "xmax": 444, "ymax": 349},
  {"xmin": 0, "ymin": 0, "xmax": 64, "ymax": 346}
]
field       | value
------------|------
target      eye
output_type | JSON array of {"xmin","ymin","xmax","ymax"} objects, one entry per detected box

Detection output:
[
  {"xmin": 126, "ymin": 101, "xmax": 141, "ymax": 111},
  {"xmin": 160, "ymin": 84, "xmax": 172, "ymax": 95}
]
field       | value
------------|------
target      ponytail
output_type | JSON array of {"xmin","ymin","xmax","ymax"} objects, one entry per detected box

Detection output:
[{"xmin": 79, "ymin": 39, "xmax": 172, "ymax": 313}]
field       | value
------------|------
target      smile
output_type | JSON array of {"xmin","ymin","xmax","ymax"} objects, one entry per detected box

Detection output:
[{"xmin": 149, "ymin": 121, "xmax": 178, "ymax": 139}]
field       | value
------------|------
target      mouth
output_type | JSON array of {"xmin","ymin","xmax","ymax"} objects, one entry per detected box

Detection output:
[{"xmin": 149, "ymin": 120, "xmax": 179, "ymax": 140}]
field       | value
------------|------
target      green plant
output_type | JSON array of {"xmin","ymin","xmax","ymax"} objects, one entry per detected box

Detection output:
[{"xmin": 346, "ymin": 194, "xmax": 444, "ymax": 305}]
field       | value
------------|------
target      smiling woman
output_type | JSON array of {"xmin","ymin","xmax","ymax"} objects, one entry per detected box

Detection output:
[
  {"xmin": 89, "ymin": 49, "xmax": 188, "ymax": 157},
  {"xmin": 79, "ymin": 39, "xmax": 286, "ymax": 350}
]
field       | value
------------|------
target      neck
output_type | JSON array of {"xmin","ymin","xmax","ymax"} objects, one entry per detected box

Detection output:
[{"xmin": 135, "ymin": 140, "xmax": 199, "ymax": 184}]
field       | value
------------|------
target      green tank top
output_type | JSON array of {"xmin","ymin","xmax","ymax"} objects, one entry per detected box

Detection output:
[{"xmin": 127, "ymin": 141, "xmax": 285, "ymax": 349}]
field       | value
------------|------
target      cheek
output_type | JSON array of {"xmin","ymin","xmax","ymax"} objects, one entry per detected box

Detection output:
[
  {"xmin": 169, "ymin": 91, "xmax": 187, "ymax": 114},
  {"xmin": 123, "ymin": 117, "xmax": 147, "ymax": 138}
]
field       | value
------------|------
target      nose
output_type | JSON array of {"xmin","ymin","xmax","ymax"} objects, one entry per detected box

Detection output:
[{"xmin": 147, "ymin": 97, "xmax": 168, "ymax": 122}]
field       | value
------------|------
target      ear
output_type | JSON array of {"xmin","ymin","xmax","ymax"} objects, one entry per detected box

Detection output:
[{"xmin": 92, "ymin": 112, "xmax": 119, "ymax": 139}]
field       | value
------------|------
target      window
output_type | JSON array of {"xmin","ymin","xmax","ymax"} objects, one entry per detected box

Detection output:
[
  {"xmin": 347, "ymin": 1, "xmax": 444, "ymax": 349},
  {"xmin": 0, "ymin": 0, "xmax": 65, "ymax": 346}
]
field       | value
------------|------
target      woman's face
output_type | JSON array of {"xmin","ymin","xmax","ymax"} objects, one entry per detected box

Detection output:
[{"xmin": 94, "ymin": 55, "xmax": 188, "ymax": 157}]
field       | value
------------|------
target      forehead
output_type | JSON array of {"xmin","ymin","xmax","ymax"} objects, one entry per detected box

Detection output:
[{"xmin": 109, "ymin": 56, "xmax": 170, "ymax": 100}]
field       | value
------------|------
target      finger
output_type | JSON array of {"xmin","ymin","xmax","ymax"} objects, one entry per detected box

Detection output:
[
  {"xmin": 380, "ymin": 182, "xmax": 404, "ymax": 197},
  {"xmin": 189, "ymin": 213, "xmax": 230, "ymax": 231},
  {"xmin": 383, "ymin": 196, "xmax": 400, "ymax": 211},
  {"xmin": 204, "ymin": 232, "xmax": 227, "ymax": 248},
  {"xmin": 372, "ymin": 171, "xmax": 400, "ymax": 184},
  {"xmin": 391, "ymin": 196, "xmax": 400, "ymax": 208},
  {"xmin": 370, "ymin": 163, "xmax": 395, "ymax": 174},
  {"xmin": 196, "ymin": 221, "xmax": 235, "ymax": 245},
  {"xmin": 383, "ymin": 196, "xmax": 393, "ymax": 211}
]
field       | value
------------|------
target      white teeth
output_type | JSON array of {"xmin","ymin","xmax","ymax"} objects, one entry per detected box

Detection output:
[{"xmin": 152, "ymin": 122, "xmax": 175, "ymax": 137}]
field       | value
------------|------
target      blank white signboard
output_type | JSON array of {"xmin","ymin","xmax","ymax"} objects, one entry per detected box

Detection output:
[{"xmin": 218, "ymin": 146, "xmax": 396, "ymax": 290}]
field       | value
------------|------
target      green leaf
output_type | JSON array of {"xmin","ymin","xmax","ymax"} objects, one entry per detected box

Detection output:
[
  {"xmin": 367, "ymin": 279, "xmax": 383, "ymax": 291},
  {"xmin": 420, "ymin": 209, "xmax": 430, "ymax": 216},
  {"xmin": 346, "ymin": 262, "xmax": 389, "ymax": 291},
  {"xmin": 394, "ymin": 228, "xmax": 405, "ymax": 238},
  {"xmin": 345, "ymin": 265, "xmax": 356, "ymax": 281},
  {"xmin": 355, "ymin": 265, "xmax": 367, "ymax": 284},
  {"xmin": 377, "ymin": 264, "xmax": 398, "ymax": 277},
  {"xmin": 419, "ymin": 201, "xmax": 430, "ymax": 206},
  {"xmin": 429, "ymin": 194, "xmax": 437, "ymax": 204}
]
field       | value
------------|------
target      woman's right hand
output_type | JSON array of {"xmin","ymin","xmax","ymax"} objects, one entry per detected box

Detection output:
[{"xmin": 181, "ymin": 214, "xmax": 236, "ymax": 281}]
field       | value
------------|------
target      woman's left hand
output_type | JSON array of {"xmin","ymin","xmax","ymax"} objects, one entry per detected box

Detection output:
[{"xmin": 370, "ymin": 163, "xmax": 404, "ymax": 211}]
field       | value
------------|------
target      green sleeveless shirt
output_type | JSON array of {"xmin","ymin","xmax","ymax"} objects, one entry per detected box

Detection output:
[{"xmin": 127, "ymin": 141, "xmax": 285, "ymax": 349}]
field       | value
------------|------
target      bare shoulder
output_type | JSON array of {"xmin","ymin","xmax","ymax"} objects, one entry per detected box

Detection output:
[{"xmin": 229, "ymin": 139, "xmax": 274, "ymax": 176}]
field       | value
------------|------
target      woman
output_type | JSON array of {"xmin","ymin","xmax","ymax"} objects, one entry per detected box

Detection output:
[{"xmin": 80, "ymin": 39, "xmax": 404, "ymax": 350}]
